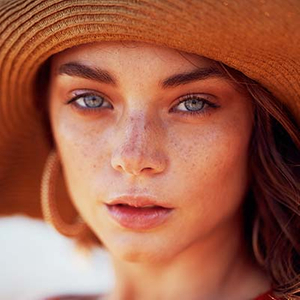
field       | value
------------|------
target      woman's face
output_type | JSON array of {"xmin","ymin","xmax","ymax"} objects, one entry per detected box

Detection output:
[{"xmin": 49, "ymin": 42, "xmax": 254, "ymax": 262}]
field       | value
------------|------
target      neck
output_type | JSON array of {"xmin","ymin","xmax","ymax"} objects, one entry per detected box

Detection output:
[{"xmin": 104, "ymin": 214, "xmax": 269, "ymax": 300}]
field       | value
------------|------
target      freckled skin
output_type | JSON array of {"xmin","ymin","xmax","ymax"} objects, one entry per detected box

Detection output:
[{"xmin": 49, "ymin": 41, "xmax": 254, "ymax": 264}]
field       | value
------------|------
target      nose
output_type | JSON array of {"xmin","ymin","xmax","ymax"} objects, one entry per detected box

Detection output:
[{"xmin": 110, "ymin": 113, "xmax": 167, "ymax": 176}]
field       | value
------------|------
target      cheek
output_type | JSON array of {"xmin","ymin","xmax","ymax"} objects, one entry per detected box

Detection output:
[
  {"xmin": 168, "ymin": 119, "xmax": 252, "ymax": 227},
  {"xmin": 49, "ymin": 111, "xmax": 110, "ymax": 214}
]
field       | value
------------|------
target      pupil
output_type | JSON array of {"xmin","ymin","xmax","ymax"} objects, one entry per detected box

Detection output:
[
  {"xmin": 185, "ymin": 99, "xmax": 204, "ymax": 111},
  {"xmin": 84, "ymin": 95, "xmax": 103, "ymax": 108}
]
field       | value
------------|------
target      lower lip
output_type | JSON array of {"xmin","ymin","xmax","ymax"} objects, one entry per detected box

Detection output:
[{"xmin": 106, "ymin": 204, "xmax": 173, "ymax": 230}]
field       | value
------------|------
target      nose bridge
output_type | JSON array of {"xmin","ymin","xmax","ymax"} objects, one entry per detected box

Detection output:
[
  {"xmin": 111, "ymin": 110, "xmax": 166, "ymax": 175},
  {"xmin": 124, "ymin": 112, "xmax": 153, "ymax": 151}
]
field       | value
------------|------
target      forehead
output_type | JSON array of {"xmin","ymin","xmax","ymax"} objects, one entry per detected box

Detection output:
[{"xmin": 51, "ymin": 41, "xmax": 216, "ymax": 71}]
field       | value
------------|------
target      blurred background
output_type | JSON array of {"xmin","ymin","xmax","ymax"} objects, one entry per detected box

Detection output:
[{"xmin": 0, "ymin": 215, "xmax": 114, "ymax": 300}]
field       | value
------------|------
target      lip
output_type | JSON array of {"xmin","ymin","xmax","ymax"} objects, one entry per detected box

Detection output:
[
  {"xmin": 105, "ymin": 195, "xmax": 174, "ymax": 230},
  {"xmin": 106, "ymin": 195, "xmax": 173, "ymax": 209}
]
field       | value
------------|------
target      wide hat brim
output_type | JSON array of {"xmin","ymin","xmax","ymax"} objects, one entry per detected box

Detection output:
[{"xmin": 0, "ymin": 0, "xmax": 299, "ymax": 219}]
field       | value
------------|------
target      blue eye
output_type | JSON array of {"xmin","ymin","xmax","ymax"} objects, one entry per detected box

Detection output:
[
  {"xmin": 177, "ymin": 98, "xmax": 205, "ymax": 112},
  {"xmin": 172, "ymin": 94, "xmax": 218, "ymax": 116},
  {"xmin": 67, "ymin": 93, "xmax": 112, "ymax": 110},
  {"xmin": 79, "ymin": 94, "xmax": 103, "ymax": 108}
]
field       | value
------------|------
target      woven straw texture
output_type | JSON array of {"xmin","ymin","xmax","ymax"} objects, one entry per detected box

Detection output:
[{"xmin": 0, "ymin": 0, "xmax": 299, "ymax": 218}]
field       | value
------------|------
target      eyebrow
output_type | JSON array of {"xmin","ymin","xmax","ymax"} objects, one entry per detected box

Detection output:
[
  {"xmin": 160, "ymin": 66, "xmax": 223, "ymax": 88},
  {"xmin": 57, "ymin": 62, "xmax": 223, "ymax": 88},
  {"xmin": 57, "ymin": 62, "xmax": 117, "ymax": 85}
]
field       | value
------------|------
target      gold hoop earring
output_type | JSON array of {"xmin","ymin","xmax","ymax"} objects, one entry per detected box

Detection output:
[{"xmin": 41, "ymin": 150, "xmax": 88, "ymax": 237}]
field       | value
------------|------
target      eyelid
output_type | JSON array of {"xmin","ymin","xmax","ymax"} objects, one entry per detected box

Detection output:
[
  {"xmin": 176, "ymin": 93, "xmax": 215, "ymax": 103},
  {"xmin": 169, "ymin": 93, "xmax": 220, "ymax": 118},
  {"xmin": 66, "ymin": 89, "xmax": 110, "ymax": 104},
  {"xmin": 65, "ymin": 90, "xmax": 113, "ymax": 115},
  {"xmin": 171, "ymin": 93, "xmax": 218, "ymax": 110}
]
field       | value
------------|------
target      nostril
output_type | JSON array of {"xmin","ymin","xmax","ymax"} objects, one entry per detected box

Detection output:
[{"xmin": 143, "ymin": 167, "xmax": 152, "ymax": 171}]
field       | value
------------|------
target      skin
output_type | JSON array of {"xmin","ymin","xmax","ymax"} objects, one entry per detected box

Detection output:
[{"xmin": 48, "ymin": 41, "xmax": 270, "ymax": 300}]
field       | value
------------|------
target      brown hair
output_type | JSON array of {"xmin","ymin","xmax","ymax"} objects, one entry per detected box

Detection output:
[
  {"xmin": 250, "ymin": 89, "xmax": 300, "ymax": 299},
  {"xmin": 217, "ymin": 63, "xmax": 300, "ymax": 300},
  {"xmin": 37, "ymin": 55, "xmax": 300, "ymax": 300}
]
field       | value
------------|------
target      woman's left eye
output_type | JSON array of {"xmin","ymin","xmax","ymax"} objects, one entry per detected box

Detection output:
[{"xmin": 171, "ymin": 94, "xmax": 219, "ymax": 116}]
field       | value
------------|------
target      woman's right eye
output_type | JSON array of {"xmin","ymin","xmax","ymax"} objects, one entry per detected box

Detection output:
[{"xmin": 67, "ymin": 93, "xmax": 113, "ymax": 110}]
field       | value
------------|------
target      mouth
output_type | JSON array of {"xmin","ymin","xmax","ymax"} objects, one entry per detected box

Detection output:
[
  {"xmin": 108, "ymin": 203, "xmax": 165, "ymax": 208},
  {"xmin": 105, "ymin": 196, "xmax": 174, "ymax": 230},
  {"xmin": 106, "ymin": 195, "xmax": 173, "ymax": 209}
]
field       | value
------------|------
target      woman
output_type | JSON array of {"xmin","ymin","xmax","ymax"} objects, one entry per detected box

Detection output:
[{"xmin": 0, "ymin": 1, "xmax": 299, "ymax": 300}]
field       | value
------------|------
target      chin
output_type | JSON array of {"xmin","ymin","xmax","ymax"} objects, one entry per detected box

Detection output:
[{"xmin": 103, "ymin": 232, "xmax": 175, "ymax": 264}]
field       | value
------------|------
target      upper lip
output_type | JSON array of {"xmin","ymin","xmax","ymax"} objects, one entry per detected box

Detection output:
[{"xmin": 106, "ymin": 195, "xmax": 173, "ymax": 209}]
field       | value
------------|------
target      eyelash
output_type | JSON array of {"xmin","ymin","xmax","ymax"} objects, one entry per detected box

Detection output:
[
  {"xmin": 66, "ymin": 92, "xmax": 219, "ymax": 117},
  {"xmin": 171, "ymin": 94, "xmax": 219, "ymax": 116}
]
